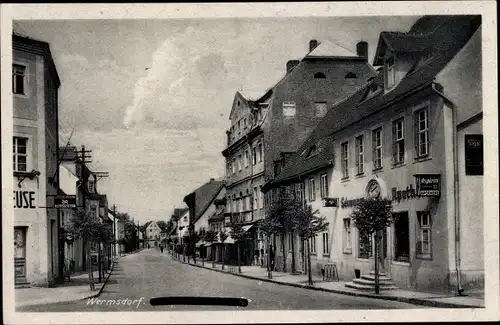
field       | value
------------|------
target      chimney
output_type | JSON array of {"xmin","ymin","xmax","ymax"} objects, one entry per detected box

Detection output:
[
  {"xmin": 286, "ymin": 60, "xmax": 300, "ymax": 73},
  {"xmin": 356, "ymin": 41, "xmax": 368, "ymax": 61},
  {"xmin": 309, "ymin": 39, "xmax": 319, "ymax": 52}
]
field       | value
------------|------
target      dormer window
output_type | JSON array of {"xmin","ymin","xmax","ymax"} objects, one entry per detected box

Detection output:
[
  {"xmin": 385, "ymin": 56, "xmax": 396, "ymax": 89},
  {"xmin": 306, "ymin": 145, "xmax": 317, "ymax": 158},
  {"xmin": 345, "ymin": 72, "xmax": 357, "ymax": 79},
  {"xmin": 314, "ymin": 72, "xmax": 326, "ymax": 79}
]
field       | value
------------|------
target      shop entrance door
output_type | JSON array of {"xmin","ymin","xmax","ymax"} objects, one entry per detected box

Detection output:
[{"xmin": 14, "ymin": 227, "xmax": 27, "ymax": 284}]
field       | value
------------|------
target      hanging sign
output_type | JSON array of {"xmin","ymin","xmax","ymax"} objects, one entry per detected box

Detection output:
[
  {"xmin": 415, "ymin": 174, "xmax": 441, "ymax": 197},
  {"xmin": 323, "ymin": 197, "xmax": 339, "ymax": 207},
  {"xmin": 54, "ymin": 195, "xmax": 77, "ymax": 208}
]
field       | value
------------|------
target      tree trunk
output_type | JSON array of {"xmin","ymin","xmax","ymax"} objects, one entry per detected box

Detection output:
[
  {"xmin": 307, "ymin": 238, "xmax": 313, "ymax": 286},
  {"xmin": 221, "ymin": 244, "xmax": 225, "ymax": 270},
  {"xmin": 291, "ymin": 231, "xmax": 296, "ymax": 274},
  {"xmin": 281, "ymin": 232, "xmax": 287, "ymax": 273},
  {"xmin": 87, "ymin": 243, "xmax": 95, "ymax": 291},
  {"xmin": 201, "ymin": 247, "xmax": 205, "ymax": 267},
  {"xmin": 374, "ymin": 231, "xmax": 380, "ymax": 294},
  {"xmin": 237, "ymin": 242, "xmax": 241, "ymax": 273},
  {"xmin": 268, "ymin": 238, "xmax": 273, "ymax": 279}
]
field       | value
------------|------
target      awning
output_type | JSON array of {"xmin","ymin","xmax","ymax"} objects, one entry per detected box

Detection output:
[{"xmin": 242, "ymin": 224, "xmax": 253, "ymax": 232}]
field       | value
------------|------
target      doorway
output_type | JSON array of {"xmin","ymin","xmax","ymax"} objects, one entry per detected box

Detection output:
[
  {"xmin": 393, "ymin": 212, "xmax": 410, "ymax": 262},
  {"xmin": 14, "ymin": 227, "xmax": 27, "ymax": 284}
]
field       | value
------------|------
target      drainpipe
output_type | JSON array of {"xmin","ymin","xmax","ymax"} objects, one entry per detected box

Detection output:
[{"xmin": 432, "ymin": 82, "xmax": 464, "ymax": 296}]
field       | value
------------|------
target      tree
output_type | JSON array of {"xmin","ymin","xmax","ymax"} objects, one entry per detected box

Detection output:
[
  {"xmin": 256, "ymin": 217, "xmax": 280, "ymax": 279},
  {"xmin": 266, "ymin": 189, "xmax": 303, "ymax": 273},
  {"xmin": 198, "ymin": 230, "xmax": 206, "ymax": 267},
  {"xmin": 296, "ymin": 204, "xmax": 329, "ymax": 285},
  {"xmin": 219, "ymin": 230, "xmax": 228, "ymax": 270},
  {"xmin": 203, "ymin": 229, "xmax": 218, "ymax": 268},
  {"xmin": 156, "ymin": 220, "xmax": 167, "ymax": 229},
  {"xmin": 229, "ymin": 222, "xmax": 249, "ymax": 273},
  {"xmin": 64, "ymin": 209, "xmax": 113, "ymax": 291},
  {"xmin": 350, "ymin": 197, "xmax": 393, "ymax": 294}
]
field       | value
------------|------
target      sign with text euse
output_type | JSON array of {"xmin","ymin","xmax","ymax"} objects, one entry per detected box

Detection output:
[{"xmin": 415, "ymin": 174, "xmax": 441, "ymax": 197}]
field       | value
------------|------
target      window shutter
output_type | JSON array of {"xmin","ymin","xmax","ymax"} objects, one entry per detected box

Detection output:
[{"xmin": 392, "ymin": 121, "xmax": 397, "ymax": 163}]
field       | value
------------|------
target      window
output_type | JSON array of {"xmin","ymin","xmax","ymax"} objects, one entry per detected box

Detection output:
[
  {"xmin": 372, "ymin": 127, "xmax": 383, "ymax": 170},
  {"xmin": 258, "ymin": 142, "xmax": 263, "ymax": 162},
  {"xmin": 465, "ymin": 134, "xmax": 483, "ymax": 175},
  {"xmin": 314, "ymin": 102, "xmax": 327, "ymax": 118},
  {"xmin": 88, "ymin": 180, "xmax": 95, "ymax": 193},
  {"xmin": 13, "ymin": 137, "xmax": 28, "ymax": 172},
  {"xmin": 238, "ymin": 154, "xmax": 242, "ymax": 171},
  {"xmin": 310, "ymin": 235, "xmax": 316, "ymax": 254},
  {"xmin": 253, "ymin": 187, "xmax": 258, "ymax": 211},
  {"xmin": 385, "ymin": 56, "xmax": 395, "ymax": 89},
  {"xmin": 343, "ymin": 219, "xmax": 352, "ymax": 253},
  {"xmin": 288, "ymin": 233, "xmax": 293, "ymax": 251},
  {"xmin": 282, "ymin": 101, "xmax": 296, "ymax": 117},
  {"xmin": 358, "ymin": 232, "xmax": 372, "ymax": 259},
  {"xmin": 308, "ymin": 177, "xmax": 316, "ymax": 201},
  {"xmin": 259, "ymin": 186, "xmax": 264, "ymax": 209},
  {"xmin": 13, "ymin": 64, "xmax": 26, "ymax": 95},
  {"xmin": 252, "ymin": 146, "xmax": 257, "ymax": 165},
  {"xmin": 414, "ymin": 107, "xmax": 429, "ymax": 158},
  {"xmin": 393, "ymin": 212, "xmax": 410, "ymax": 262},
  {"xmin": 244, "ymin": 118, "xmax": 247, "ymax": 129},
  {"xmin": 355, "ymin": 135, "xmax": 364, "ymax": 175},
  {"xmin": 314, "ymin": 72, "xmax": 326, "ymax": 79},
  {"xmin": 417, "ymin": 211, "xmax": 432, "ymax": 258},
  {"xmin": 392, "ymin": 118, "xmax": 405, "ymax": 164},
  {"xmin": 322, "ymin": 232, "xmax": 329, "ymax": 255},
  {"xmin": 345, "ymin": 72, "xmax": 357, "ymax": 79},
  {"xmin": 240, "ymin": 197, "xmax": 244, "ymax": 212},
  {"xmin": 238, "ymin": 120, "xmax": 241, "ymax": 132},
  {"xmin": 341, "ymin": 142, "xmax": 349, "ymax": 178},
  {"xmin": 244, "ymin": 150, "xmax": 249, "ymax": 167},
  {"xmin": 91, "ymin": 206, "xmax": 97, "ymax": 219},
  {"xmin": 320, "ymin": 173, "xmax": 329, "ymax": 198}
]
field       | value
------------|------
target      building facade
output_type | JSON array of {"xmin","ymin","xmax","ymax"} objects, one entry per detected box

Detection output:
[
  {"xmin": 222, "ymin": 39, "xmax": 377, "ymax": 267},
  {"xmin": 13, "ymin": 34, "xmax": 61, "ymax": 286},
  {"xmin": 145, "ymin": 221, "xmax": 162, "ymax": 247},
  {"xmin": 264, "ymin": 15, "xmax": 483, "ymax": 294}
]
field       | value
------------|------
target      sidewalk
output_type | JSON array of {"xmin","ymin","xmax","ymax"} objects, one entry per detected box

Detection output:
[
  {"xmin": 169, "ymin": 253, "xmax": 484, "ymax": 309},
  {"xmin": 15, "ymin": 266, "xmax": 114, "ymax": 309}
]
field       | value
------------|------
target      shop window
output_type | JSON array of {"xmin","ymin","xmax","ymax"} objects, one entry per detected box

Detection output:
[
  {"xmin": 355, "ymin": 135, "xmax": 364, "ymax": 175},
  {"xmin": 416, "ymin": 211, "xmax": 432, "ymax": 259},
  {"xmin": 310, "ymin": 235, "xmax": 316, "ymax": 254},
  {"xmin": 464, "ymin": 134, "xmax": 483, "ymax": 175},
  {"xmin": 393, "ymin": 212, "xmax": 410, "ymax": 262},
  {"xmin": 358, "ymin": 232, "xmax": 372, "ymax": 259},
  {"xmin": 392, "ymin": 117, "xmax": 405, "ymax": 165},
  {"xmin": 343, "ymin": 219, "xmax": 352, "ymax": 253}
]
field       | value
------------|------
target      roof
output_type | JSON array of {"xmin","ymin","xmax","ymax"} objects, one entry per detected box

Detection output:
[
  {"xmin": 184, "ymin": 180, "xmax": 225, "ymax": 223},
  {"xmin": 305, "ymin": 40, "xmax": 358, "ymax": 58},
  {"xmin": 208, "ymin": 206, "xmax": 226, "ymax": 221},
  {"xmin": 238, "ymin": 90, "xmax": 264, "ymax": 102},
  {"xmin": 267, "ymin": 15, "xmax": 481, "ymax": 189}
]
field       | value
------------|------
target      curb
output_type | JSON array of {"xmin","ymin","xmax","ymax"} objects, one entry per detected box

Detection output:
[
  {"xmin": 84, "ymin": 261, "xmax": 116, "ymax": 301},
  {"xmin": 171, "ymin": 256, "xmax": 483, "ymax": 309}
]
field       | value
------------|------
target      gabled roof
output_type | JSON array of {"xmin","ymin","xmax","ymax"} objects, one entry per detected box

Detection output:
[
  {"xmin": 184, "ymin": 180, "xmax": 225, "ymax": 223},
  {"xmin": 266, "ymin": 15, "xmax": 481, "ymax": 189},
  {"xmin": 305, "ymin": 40, "xmax": 358, "ymax": 58}
]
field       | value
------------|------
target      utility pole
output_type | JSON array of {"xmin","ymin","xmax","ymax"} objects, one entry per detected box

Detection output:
[
  {"xmin": 77, "ymin": 145, "xmax": 92, "ymax": 274},
  {"xmin": 112, "ymin": 204, "xmax": 117, "ymax": 258}
]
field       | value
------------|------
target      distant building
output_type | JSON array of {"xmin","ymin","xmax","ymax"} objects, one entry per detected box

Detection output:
[
  {"xmin": 222, "ymin": 39, "xmax": 376, "ymax": 267},
  {"xmin": 144, "ymin": 221, "xmax": 162, "ymax": 247},
  {"xmin": 264, "ymin": 15, "xmax": 483, "ymax": 294},
  {"xmin": 13, "ymin": 34, "xmax": 61, "ymax": 286}
]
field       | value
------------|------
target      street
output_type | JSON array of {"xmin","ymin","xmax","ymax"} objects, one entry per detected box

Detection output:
[{"xmin": 18, "ymin": 249, "xmax": 425, "ymax": 311}]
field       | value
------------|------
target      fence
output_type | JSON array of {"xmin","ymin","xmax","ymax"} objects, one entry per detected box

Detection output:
[{"xmin": 321, "ymin": 263, "xmax": 339, "ymax": 282}]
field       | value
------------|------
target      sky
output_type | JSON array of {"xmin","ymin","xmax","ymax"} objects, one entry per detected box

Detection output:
[{"xmin": 14, "ymin": 16, "xmax": 419, "ymax": 223}]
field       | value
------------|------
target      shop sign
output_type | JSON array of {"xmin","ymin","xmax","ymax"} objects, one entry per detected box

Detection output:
[
  {"xmin": 54, "ymin": 195, "xmax": 77, "ymax": 208},
  {"xmin": 323, "ymin": 197, "xmax": 339, "ymax": 207},
  {"xmin": 340, "ymin": 197, "xmax": 365, "ymax": 208},
  {"xmin": 391, "ymin": 184, "xmax": 419, "ymax": 202},
  {"xmin": 13, "ymin": 190, "xmax": 36, "ymax": 209},
  {"xmin": 415, "ymin": 174, "xmax": 441, "ymax": 197}
]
